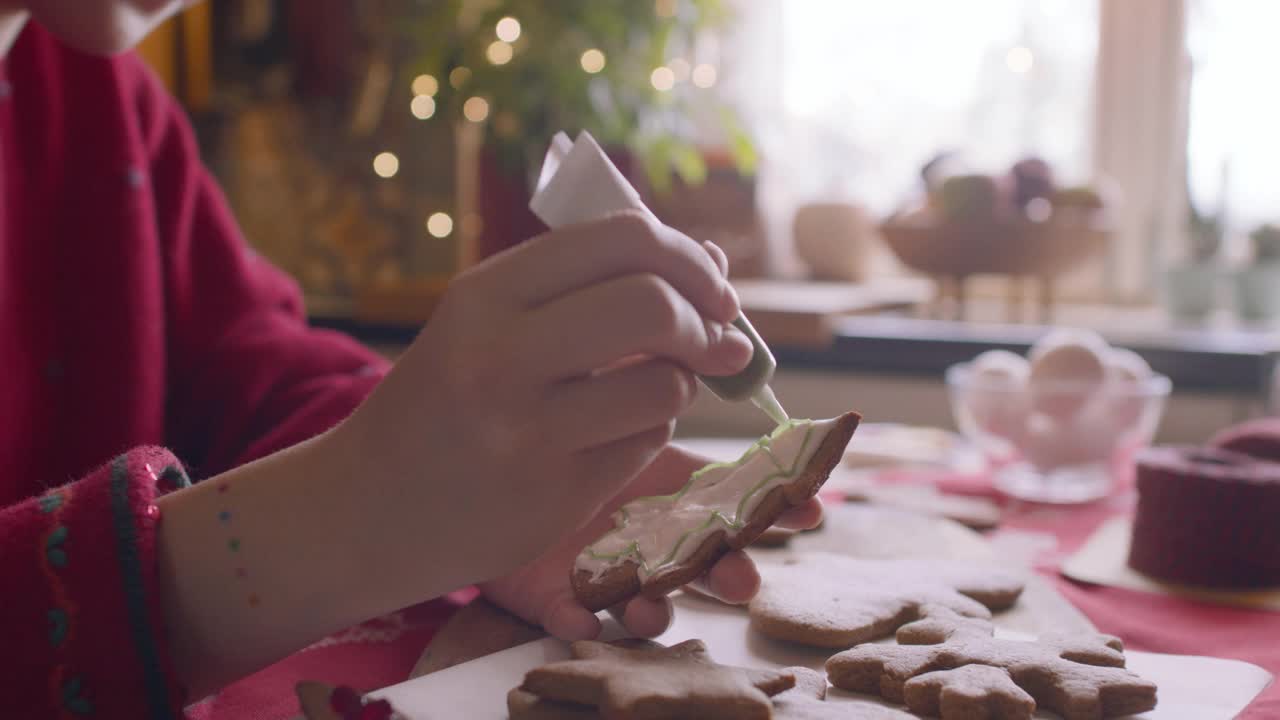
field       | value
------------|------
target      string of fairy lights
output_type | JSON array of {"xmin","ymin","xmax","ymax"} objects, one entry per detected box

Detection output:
[{"xmin": 369, "ymin": 8, "xmax": 720, "ymax": 241}]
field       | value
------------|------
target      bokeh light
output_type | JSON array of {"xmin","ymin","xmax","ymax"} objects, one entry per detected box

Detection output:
[
  {"xmin": 427, "ymin": 212, "xmax": 454, "ymax": 238},
  {"xmin": 372, "ymin": 152, "xmax": 399, "ymax": 178},
  {"xmin": 580, "ymin": 48, "xmax": 606, "ymax": 73},
  {"xmin": 650, "ymin": 66, "xmax": 675, "ymax": 91},
  {"xmin": 411, "ymin": 74, "xmax": 438, "ymax": 96},
  {"xmin": 691, "ymin": 63, "xmax": 718, "ymax": 88},
  {"xmin": 410, "ymin": 95, "xmax": 436, "ymax": 119},
  {"xmin": 463, "ymin": 96, "xmax": 490, "ymax": 122},
  {"xmin": 496, "ymin": 16, "xmax": 521, "ymax": 42}
]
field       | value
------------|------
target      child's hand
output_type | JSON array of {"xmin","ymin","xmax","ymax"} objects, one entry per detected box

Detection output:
[
  {"xmin": 340, "ymin": 212, "xmax": 754, "ymax": 590},
  {"xmin": 478, "ymin": 445, "xmax": 824, "ymax": 639}
]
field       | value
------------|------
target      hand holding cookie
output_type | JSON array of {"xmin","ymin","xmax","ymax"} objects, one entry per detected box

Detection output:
[
  {"xmin": 334, "ymin": 212, "xmax": 755, "ymax": 597},
  {"xmin": 480, "ymin": 444, "xmax": 825, "ymax": 641}
]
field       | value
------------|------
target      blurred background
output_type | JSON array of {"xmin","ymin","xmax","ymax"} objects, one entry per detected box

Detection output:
[{"xmin": 142, "ymin": 0, "xmax": 1276, "ymax": 441}]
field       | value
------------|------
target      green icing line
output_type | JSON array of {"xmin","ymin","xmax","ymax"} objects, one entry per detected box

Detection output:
[{"xmin": 584, "ymin": 419, "xmax": 816, "ymax": 575}]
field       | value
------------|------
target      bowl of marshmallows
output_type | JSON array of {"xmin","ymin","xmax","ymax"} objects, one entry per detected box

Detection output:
[{"xmin": 945, "ymin": 329, "xmax": 1172, "ymax": 504}]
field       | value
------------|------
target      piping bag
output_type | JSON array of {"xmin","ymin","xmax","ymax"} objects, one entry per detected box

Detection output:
[{"xmin": 529, "ymin": 131, "xmax": 788, "ymax": 425}]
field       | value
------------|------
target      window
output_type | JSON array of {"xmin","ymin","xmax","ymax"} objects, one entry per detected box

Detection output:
[
  {"xmin": 1187, "ymin": 1, "xmax": 1280, "ymax": 248},
  {"xmin": 765, "ymin": 0, "xmax": 1098, "ymax": 215}
]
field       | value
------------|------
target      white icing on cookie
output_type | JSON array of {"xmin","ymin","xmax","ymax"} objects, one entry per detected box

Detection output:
[{"xmin": 576, "ymin": 418, "xmax": 837, "ymax": 582}]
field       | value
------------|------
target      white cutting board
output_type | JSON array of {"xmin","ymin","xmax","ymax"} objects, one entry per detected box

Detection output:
[{"xmin": 369, "ymin": 590, "xmax": 1273, "ymax": 719}]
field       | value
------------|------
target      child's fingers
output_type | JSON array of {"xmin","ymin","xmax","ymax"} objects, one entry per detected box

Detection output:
[
  {"xmin": 703, "ymin": 240, "xmax": 730, "ymax": 277},
  {"xmin": 521, "ymin": 273, "xmax": 752, "ymax": 380},
  {"xmin": 574, "ymin": 423, "xmax": 675, "ymax": 508},
  {"xmin": 547, "ymin": 361, "xmax": 696, "ymax": 451},
  {"xmin": 493, "ymin": 211, "xmax": 739, "ymax": 323},
  {"xmin": 773, "ymin": 497, "xmax": 824, "ymax": 530},
  {"xmin": 611, "ymin": 595, "xmax": 674, "ymax": 638},
  {"xmin": 686, "ymin": 550, "xmax": 761, "ymax": 605},
  {"xmin": 542, "ymin": 594, "xmax": 603, "ymax": 641}
]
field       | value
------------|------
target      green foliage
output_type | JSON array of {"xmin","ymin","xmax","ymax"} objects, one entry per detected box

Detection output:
[
  {"xmin": 395, "ymin": 0, "xmax": 749, "ymax": 192},
  {"xmin": 1186, "ymin": 198, "xmax": 1222, "ymax": 264},
  {"xmin": 1250, "ymin": 223, "xmax": 1280, "ymax": 263}
]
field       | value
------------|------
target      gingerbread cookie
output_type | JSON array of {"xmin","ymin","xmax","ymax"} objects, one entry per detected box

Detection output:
[
  {"xmin": 518, "ymin": 638, "xmax": 795, "ymax": 720},
  {"xmin": 507, "ymin": 686, "xmax": 599, "ymax": 720},
  {"xmin": 826, "ymin": 607, "xmax": 1157, "ymax": 720},
  {"xmin": 753, "ymin": 508, "xmax": 827, "ymax": 548},
  {"xmin": 573, "ymin": 413, "xmax": 861, "ymax": 611},
  {"xmin": 903, "ymin": 665, "xmax": 1033, "ymax": 720},
  {"xmin": 749, "ymin": 552, "xmax": 1024, "ymax": 648},
  {"xmin": 753, "ymin": 526, "xmax": 800, "ymax": 547},
  {"xmin": 772, "ymin": 667, "xmax": 917, "ymax": 719},
  {"xmin": 843, "ymin": 480, "xmax": 1001, "ymax": 531}
]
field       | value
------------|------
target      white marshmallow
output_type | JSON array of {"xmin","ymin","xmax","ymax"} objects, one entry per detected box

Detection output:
[
  {"xmin": 1103, "ymin": 347, "xmax": 1154, "ymax": 432},
  {"xmin": 1022, "ymin": 410, "xmax": 1116, "ymax": 471},
  {"xmin": 972, "ymin": 349, "xmax": 1031, "ymax": 384},
  {"xmin": 1021, "ymin": 412, "xmax": 1069, "ymax": 471},
  {"xmin": 965, "ymin": 350, "xmax": 1030, "ymax": 440},
  {"xmin": 1027, "ymin": 329, "xmax": 1108, "ymax": 420},
  {"xmin": 1028, "ymin": 328, "xmax": 1109, "ymax": 363},
  {"xmin": 1106, "ymin": 347, "xmax": 1152, "ymax": 384}
]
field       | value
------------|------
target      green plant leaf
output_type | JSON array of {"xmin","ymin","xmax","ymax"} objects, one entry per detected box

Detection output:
[{"xmin": 669, "ymin": 142, "xmax": 708, "ymax": 186}]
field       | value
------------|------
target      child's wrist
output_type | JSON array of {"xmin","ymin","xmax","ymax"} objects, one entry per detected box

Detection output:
[{"xmin": 312, "ymin": 417, "xmax": 467, "ymax": 610}]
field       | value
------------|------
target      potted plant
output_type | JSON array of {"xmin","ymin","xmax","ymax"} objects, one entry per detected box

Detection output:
[
  {"xmin": 1163, "ymin": 200, "xmax": 1222, "ymax": 321},
  {"xmin": 1234, "ymin": 223, "xmax": 1280, "ymax": 323},
  {"xmin": 399, "ymin": 0, "xmax": 755, "ymax": 259}
]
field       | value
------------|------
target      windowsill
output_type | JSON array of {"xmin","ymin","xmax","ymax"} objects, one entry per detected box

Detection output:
[
  {"xmin": 309, "ymin": 300, "xmax": 1279, "ymax": 396},
  {"xmin": 784, "ymin": 312, "xmax": 1277, "ymax": 394}
]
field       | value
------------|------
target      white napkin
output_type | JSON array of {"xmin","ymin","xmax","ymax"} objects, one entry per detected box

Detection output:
[{"xmin": 529, "ymin": 131, "xmax": 658, "ymax": 228}]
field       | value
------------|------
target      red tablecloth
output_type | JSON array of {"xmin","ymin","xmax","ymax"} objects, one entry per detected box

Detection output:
[
  {"xmin": 197, "ymin": 476, "xmax": 1278, "ymax": 719},
  {"xmin": 914, "ymin": 469, "xmax": 1280, "ymax": 720},
  {"xmin": 190, "ymin": 589, "xmax": 476, "ymax": 720}
]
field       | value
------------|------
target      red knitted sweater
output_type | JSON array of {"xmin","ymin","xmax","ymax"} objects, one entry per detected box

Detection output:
[{"xmin": 0, "ymin": 23, "xmax": 456, "ymax": 719}]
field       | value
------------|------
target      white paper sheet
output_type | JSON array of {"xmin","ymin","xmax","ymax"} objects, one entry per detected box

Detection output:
[
  {"xmin": 1061, "ymin": 517, "xmax": 1280, "ymax": 611},
  {"xmin": 370, "ymin": 591, "xmax": 1273, "ymax": 719}
]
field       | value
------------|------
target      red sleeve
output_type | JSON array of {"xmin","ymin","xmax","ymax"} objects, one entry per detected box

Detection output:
[
  {"xmin": 1, "ymin": 447, "xmax": 190, "ymax": 719},
  {"xmin": 126, "ymin": 58, "xmax": 389, "ymax": 476}
]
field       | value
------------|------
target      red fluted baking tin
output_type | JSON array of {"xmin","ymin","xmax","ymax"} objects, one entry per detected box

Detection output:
[{"xmin": 1129, "ymin": 445, "xmax": 1280, "ymax": 589}]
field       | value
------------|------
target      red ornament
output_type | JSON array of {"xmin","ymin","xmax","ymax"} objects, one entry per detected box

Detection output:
[
  {"xmin": 329, "ymin": 686, "xmax": 362, "ymax": 717},
  {"xmin": 358, "ymin": 699, "xmax": 394, "ymax": 720}
]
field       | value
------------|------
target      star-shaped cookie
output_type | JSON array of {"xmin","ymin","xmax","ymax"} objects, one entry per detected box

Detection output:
[{"xmin": 518, "ymin": 639, "xmax": 794, "ymax": 720}]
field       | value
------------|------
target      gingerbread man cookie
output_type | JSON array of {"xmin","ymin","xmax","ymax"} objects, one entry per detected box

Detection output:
[
  {"xmin": 573, "ymin": 413, "xmax": 861, "ymax": 611},
  {"xmin": 517, "ymin": 638, "xmax": 795, "ymax": 720},
  {"xmin": 826, "ymin": 607, "xmax": 1157, "ymax": 719},
  {"xmin": 749, "ymin": 552, "xmax": 1024, "ymax": 648}
]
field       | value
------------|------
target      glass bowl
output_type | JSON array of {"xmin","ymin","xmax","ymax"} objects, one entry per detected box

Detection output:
[{"xmin": 945, "ymin": 361, "xmax": 1171, "ymax": 503}]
